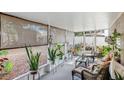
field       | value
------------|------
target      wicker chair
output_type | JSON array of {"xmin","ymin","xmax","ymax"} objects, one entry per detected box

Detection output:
[{"xmin": 82, "ymin": 63, "xmax": 110, "ymax": 80}]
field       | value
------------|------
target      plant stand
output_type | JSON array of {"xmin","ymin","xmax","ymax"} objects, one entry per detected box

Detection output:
[
  {"xmin": 28, "ymin": 71, "xmax": 40, "ymax": 80},
  {"xmin": 51, "ymin": 64, "xmax": 57, "ymax": 74},
  {"xmin": 59, "ymin": 60, "xmax": 64, "ymax": 67}
]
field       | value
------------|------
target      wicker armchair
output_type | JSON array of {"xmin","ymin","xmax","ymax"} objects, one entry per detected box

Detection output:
[{"xmin": 82, "ymin": 63, "xmax": 110, "ymax": 80}]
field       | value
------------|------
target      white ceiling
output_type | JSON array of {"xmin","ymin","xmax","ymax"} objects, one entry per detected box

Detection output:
[{"xmin": 4, "ymin": 12, "xmax": 121, "ymax": 32}]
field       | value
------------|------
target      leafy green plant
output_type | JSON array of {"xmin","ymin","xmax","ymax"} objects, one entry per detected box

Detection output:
[
  {"xmin": 0, "ymin": 50, "xmax": 13, "ymax": 74},
  {"xmin": 75, "ymin": 32, "xmax": 84, "ymax": 36},
  {"xmin": 25, "ymin": 46, "xmax": 41, "ymax": 71},
  {"xmin": 57, "ymin": 51, "xmax": 64, "ymax": 60},
  {"xmin": 75, "ymin": 44, "xmax": 81, "ymax": 52},
  {"xmin": 101, "ymin": 45, "xmax": 112, "ymax": 57},
  {"xmin": 48, "ymin": 47, "xmax": 57, "ymax": 65},
  {"xmin": 108, "ymin": 30, "xmax": 121, "ymax": 57},
  {"xmin": 114, "ymin": 71, "xmax": 123, "ymax": 80},
  {"xmin": 0, "ymin": 50, "xmax": 8, "ymax": 56},
  {"xmin": 111, "ymin": 29, "xmax": 121, "ymax": 45},
  {"xmin": 55, "ymin": 43, "xmax": 64, "ymax": 60},
  {"xmin": 3, "ymin": 60, "xmax": 13, "ymax": 73}
]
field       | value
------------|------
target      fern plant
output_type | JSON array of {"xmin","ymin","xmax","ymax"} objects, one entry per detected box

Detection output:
[
  {"xmin": 48, "ymin": 47, "xmax": 57, "ymax": 65},
  {"xmin": 25, "ymin": 46, "xmax": 41, "ymax": 71}
]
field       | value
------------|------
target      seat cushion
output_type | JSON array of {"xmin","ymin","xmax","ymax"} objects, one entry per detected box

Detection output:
[{"xmin": 73, "ymin": 67, "xmax": 85, "ymax": 74}]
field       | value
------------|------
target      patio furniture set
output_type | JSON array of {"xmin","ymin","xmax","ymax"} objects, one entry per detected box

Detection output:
[{"xmin": 72, "ymin": 53, "xmax": 111, "ymax": 80}]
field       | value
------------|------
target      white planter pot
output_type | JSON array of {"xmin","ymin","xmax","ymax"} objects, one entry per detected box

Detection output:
[
  {"xmin": 48, "ymin": 60, "xmax": 57, "ymax": 73},
  {"xmin": 55, "ymin": 58, "xmax": 59, "ymax": 66},
  {"xmin": 60, "ymin": 59, "xmax": 64, "ymax": 67},
  {"xmin": 59, "ymin": 59, "xmax": 63, "ymax": 64},
  {"xmin": 50, "ymin": 64, "xmax": 55, "ymax": 70}
]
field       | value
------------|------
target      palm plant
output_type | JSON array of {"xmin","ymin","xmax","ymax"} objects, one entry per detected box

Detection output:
[
  {"xmin": 25, "ymin": 46, "xmax": 41, "ymax": 73},
  {"xmin": 48, "ymin": 47, "xmax": 57, "ymax": 65}
]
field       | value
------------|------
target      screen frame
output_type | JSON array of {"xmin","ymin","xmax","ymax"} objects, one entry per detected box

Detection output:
[{"xmin": 0, "ymin": 13, "xmax": 48, "ymax": 50}]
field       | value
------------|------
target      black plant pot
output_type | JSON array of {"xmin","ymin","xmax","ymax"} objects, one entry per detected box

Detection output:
[
  {"xmin": 30, "ymin": 70, "xmax": 38, "ymax": 74},
  {"xmin": 30, "ymin": 70, "xmax": 39, "ymax": 80}
]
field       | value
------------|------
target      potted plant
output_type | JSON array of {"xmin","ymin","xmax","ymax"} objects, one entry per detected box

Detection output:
[
  {"xmin": 105, "ymin": 29, "xmax": 121, "ymax": 79},
  {"xmin": 55, "ymin": 43, "xmax": 64, "ymax": 65},
  {"xmin": 105, "ymin": 29, "xmax": 121, "ymax": 61},
  {"xmin": 57, "ymin": 51, "xmax": 64, "ymax": 60},
  {"xmin": 25, "ymin": 46, "xmax": 41, "ymax": 79},
  {"xmin": 48, "ymin": 47, "xmax": 57, "ymax": 72},
  {"xmin": 74, "ymin": 44, "xmax": 82, "ymax": 56},
  {"xmin": 101, "ymin": 45, "xmax": 112, "ymax": 57}
]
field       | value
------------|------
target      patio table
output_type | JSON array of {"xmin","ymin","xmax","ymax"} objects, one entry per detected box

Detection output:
[
  {"xmin": 75, "ymin": 56, "xmax": 89, "ymax": 68},
  {"xmin": 84, "ymin": 53, "xmax": 96, "ymax": 63}
]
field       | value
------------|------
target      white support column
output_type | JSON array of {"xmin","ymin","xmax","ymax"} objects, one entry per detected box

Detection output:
[
  {"xmin": 73, "ymin": 33, "xmax": 75, "ymax": 48},
  {"xmin": 93, "ymin": 15, "xmax": 97, "ymax": 53},
  {"xmin": 48, "ymin": 24, "xmax": 51, "ymax": 48},
  {"xmin": 64, "ymin": 30, "xmax": 67, "ymax": 55},
  {"xmin": 81, "ymin": 35, "xmax": 82, "ymax": 44},
  {"xmin": 83, "ymin": 32, "xmax": 86, "ymax": 53},
  {"xmin": 94, "ymin": 30, "xmax": 97, "ymax": 52}
]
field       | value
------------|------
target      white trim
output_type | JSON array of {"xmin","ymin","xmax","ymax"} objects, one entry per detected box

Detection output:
[
  {"xmin": 13, "ymin": 63, "xmax": 50, "ymax": 80},
  {"xmin": 109, "ymin": 12, "xmax": 123, "ymax": 28}
]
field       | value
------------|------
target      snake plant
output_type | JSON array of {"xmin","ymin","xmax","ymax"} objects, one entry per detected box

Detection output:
[
  {"xmin": 48, "ymin": 47, "xmax": 57, "ymax": 65},
  {"xmin": 25, "ymin": 46, "xmax": 41, "ymax": 71}
]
